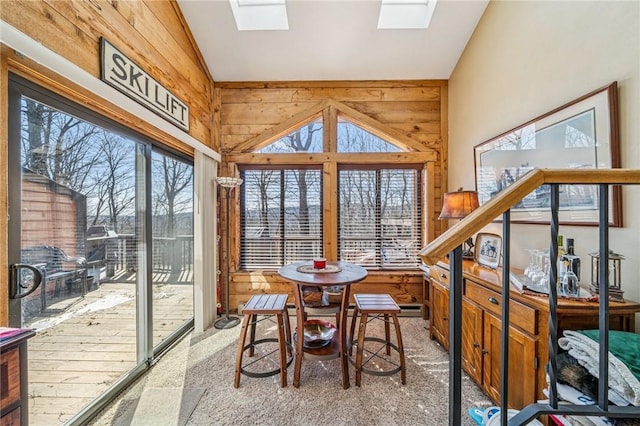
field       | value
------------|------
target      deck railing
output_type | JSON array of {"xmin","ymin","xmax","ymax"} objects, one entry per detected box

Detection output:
[
  {"xmin": 419, "ymin": 168, "xmax": 640, "ymax": 425},
  {"xmin": 107, "ymin": 235, "xmax": 193, "ymax": 275}
]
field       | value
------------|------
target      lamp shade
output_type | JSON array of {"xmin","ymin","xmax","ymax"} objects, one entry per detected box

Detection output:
[
  {"xmin": 216, "ymin": 176, "xmax": 243, "ymax": 188},
  {"xmin": 439, "ymin": 189, "xmax": 479, "ymax": 219}
]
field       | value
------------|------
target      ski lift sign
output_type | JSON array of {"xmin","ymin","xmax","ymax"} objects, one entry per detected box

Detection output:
[{"xmin": 100, "ymin": 38, "xmax": 189, "ymax": 132}]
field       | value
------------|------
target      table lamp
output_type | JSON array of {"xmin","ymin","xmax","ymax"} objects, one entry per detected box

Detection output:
[{"xmin": 438, "ymin": 188, "xmax": 479, "ymax": 260}]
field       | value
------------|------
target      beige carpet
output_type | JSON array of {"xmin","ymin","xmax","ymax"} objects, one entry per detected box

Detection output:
[
  {"xmin": 89, "ymin": 317, "xmax": 491, "ymax": 426},
  {"xmin": 114, "ymin": 387, "xmax": 205, "ymax": 426}
]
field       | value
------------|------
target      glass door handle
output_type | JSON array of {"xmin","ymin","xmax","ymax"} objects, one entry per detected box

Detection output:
[{"xmin": 9, "ymin": 263, "xmax": 43, "ymax": 299}]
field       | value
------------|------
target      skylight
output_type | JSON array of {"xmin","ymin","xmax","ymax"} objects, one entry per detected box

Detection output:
[
  {"xmin": 228, "ymin": 0, "xmax": 289, "ymax": 31},
  {"xmin": 377, "ymin": 0, "xmax": 438, "ymax": 29}
]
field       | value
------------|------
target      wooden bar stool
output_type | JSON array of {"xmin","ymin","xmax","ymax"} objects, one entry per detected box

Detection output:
[
  {"xmin": 348, "ymin": 293, "xmax": 406, "ymax": 386},
  {"xmin": 234, "ymin": 294, "xmax": 293, "ymax": 388}
]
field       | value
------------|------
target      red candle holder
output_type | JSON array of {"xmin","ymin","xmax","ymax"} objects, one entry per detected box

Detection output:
[{"xmin": 313, "ymin": 258, "xmax": 326, "ymax": 269}]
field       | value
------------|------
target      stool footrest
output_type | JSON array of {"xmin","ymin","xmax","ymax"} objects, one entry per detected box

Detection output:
[
  {"xmin": 349, "ymin": 336, "xmax": 403, "ymax": 376},
  {"xmin": 240, "ymin": 338, "xmax": 294, "ymax": 378}
]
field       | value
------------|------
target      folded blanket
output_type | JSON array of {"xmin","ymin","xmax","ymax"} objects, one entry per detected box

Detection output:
[
  {"xmin": 578, "ymin": 330, "xmax": 640, "ymax": 381},
  {"xmin": 558, "ymin": 330, "xmax": 640, "ymax": 406}
]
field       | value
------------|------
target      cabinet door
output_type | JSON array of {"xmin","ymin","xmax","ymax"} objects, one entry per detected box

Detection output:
[
  {"xmin": 482, "ymin": 312, "xmax": 537, "ymax": 408},
  {"xmin": 461, "ymin": 298, "xmax": 483, "ymax": 384},
  {"xmin": 430, "ymin": 281, "xmax": 449, "ymax": 350}
]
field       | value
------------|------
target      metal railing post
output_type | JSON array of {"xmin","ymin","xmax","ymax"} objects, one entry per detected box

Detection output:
[{"xmin": 448, "ymin": 245, "xmax": 463, "ymax": 426}]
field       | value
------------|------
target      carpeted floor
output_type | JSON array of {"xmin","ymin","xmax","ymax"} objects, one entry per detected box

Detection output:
[{"xmin": 89, "ymin": 317, "xmax": 491, "ymax": 426}]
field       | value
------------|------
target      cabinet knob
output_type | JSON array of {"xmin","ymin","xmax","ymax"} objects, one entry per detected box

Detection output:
[
  {"xmin": 442, "ymin": 317, "xmax": 448, "ymax": 321},
  {"xmin": 488, "ymin": 296, "xmax": 499, "ymax": 305},
  {"xmin": 440, "ymin": 273, "xmax": 446, "ymax": 278},
  {"xmin": 473, "ymin": 342, "xmax": 480, "ymax": 348},
  {"xmin": 482, "ymin": 349, "xmax": 489, "ymax": 355}
]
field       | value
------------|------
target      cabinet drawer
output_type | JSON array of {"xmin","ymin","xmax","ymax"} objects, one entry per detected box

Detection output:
[
  {"xmin": 465, "ymin": 281, "xmax": 537, "ymax": 335},
  {"xmin": 1, "ymin": 406, "xmax": 21, "ymax": 426},
  {"xmin": 430, "ymin": 264, "xmax": 450, "ymax": 287},
  {"xmin": 0, "ymin": 347, "xmax": 21, "ymax": 410}
]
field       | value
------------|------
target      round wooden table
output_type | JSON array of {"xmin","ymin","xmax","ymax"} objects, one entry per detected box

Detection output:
[{"xmin": 278, "ymin": 261, "xmax": 368, "ymax": 389}]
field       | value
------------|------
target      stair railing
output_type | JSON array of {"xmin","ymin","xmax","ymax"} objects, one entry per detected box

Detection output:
[{"xmin": 419, "ymin": 168, "xmax": 640, "ymax": 426}]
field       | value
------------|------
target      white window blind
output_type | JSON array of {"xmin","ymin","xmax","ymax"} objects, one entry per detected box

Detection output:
[
  {"xmin": 240, "ymin": 168, "xmax": 322, "ymax": 270},
  {"xmin": 338, "ymin": 168, "xmax": 421, "ymax": 269}
]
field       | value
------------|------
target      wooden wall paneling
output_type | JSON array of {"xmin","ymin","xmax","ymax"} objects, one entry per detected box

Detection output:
[
  {"xmin": 219, "ymin": 85, "xmax": 442, "ymax": 104},
  {"xmin": 0, "ymin": 50, "xmax": 7, "ymax": 325},
  {"xmin": 221, "ymin": 102, "xmax": 321, "ymax": 125},
  {"xmin": 330, "ymin": 100, "xmax": 429, "ymax": 153},
  {"xmin": 389, "ymin": 121, "xmax": 441, "ymax": 135},
  {"xmin": 342, "ymin": 100, "xmax": 441, "ymax": 123},
  {"xmin": 410, "ymin": 134, "xmax": 443, "ymax": 148},
  {"xmin": 230, "ymin": 101, "xmax": 328, "ymax": 153},
  {"xmin": 216, "ymin": 79, "xmax": 445, "ymax": 90},
  {"xmin": 212, "ymin": 86, "xmax": 222, "ymax": 152},
  {"xmin": 439, "ymin": 80, "xmax": 449, "ymax": 206},
  {"xmin": 229, "ymin": 271, "xmax": 424, "ymax": 312},
  {"xmin": 218, "ymin": 82, "xmax": 445, "ymax": 153},
  {"xmin": 222, "ymin": 124, "xmax": 274, "ymax": 137},
  {"xmin": 145, "ymin": 1, "xmax": 211, "ymax": 74},
  {"xmin": 55, "ymin": 0, "xmax": 211, "ymax": 117},
  {"xmin": 2, "ymin": 0, "xmax": 213, "ymax": 147},
  {"xmin": 3, "ymin": 1, "xmax": 96, "ymax": 72}
]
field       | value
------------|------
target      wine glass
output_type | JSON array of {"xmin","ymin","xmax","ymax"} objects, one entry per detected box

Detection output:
[
  {"xmin": 560, "ymin": 254, "xmax": 580, "ymax": 298},
  {"xmin": 523, "ymin": 249, "xmax": 537, "ymax": 282},
  {"xmin": 528, "ymin": 250, "xmax": 544, "ymax": 284},
  {"xmin": 535, "ymin": 252, "xmax": 550, "ymax": 292}
]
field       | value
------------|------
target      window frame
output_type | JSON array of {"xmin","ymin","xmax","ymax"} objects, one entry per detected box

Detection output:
[
  {"xmin": 337, "ymin": 164, "xmax": 423, "ymax": 270},
  {"xmin": 231, "ymin": 105, "xmax": 436, "ymax": 272},
  {"xmin": 239, "ymin": 166, "xmax": 324, "ymax": 270}
]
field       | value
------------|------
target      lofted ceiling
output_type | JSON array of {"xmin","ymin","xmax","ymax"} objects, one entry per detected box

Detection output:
[{"xmin": 176, "ymin": 0, "xmax": 489, "ymax": 82}]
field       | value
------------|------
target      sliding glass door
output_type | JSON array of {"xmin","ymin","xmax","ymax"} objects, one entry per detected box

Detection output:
[
  {"xmin": 7, "ymin": 74, "xmax": 194, "ymax": 424},
  {"xmin": 151, "ymin": 151, "xmax": 194, "ymax": 347}
]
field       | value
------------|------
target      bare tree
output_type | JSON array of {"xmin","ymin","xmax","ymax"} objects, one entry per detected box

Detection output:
[
  {"xmin": 21, "ymin": 99, "xmax": 102, "ymax": 190},
  {"xmin": 152, "ymin": 155, "xmax": 193, "ymax": 272},
  {"xmin": 94, "ymin": 134, "xmax": 136, "ymax": 234},
  {"xmin": 282, "ymin": 123, "xmax": 321, "ymax": 237}
]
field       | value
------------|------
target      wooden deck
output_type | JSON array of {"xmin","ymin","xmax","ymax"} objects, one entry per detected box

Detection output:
[{"xmin": 23, "ymin": 272, "xmax": 194, "ymax": 425}]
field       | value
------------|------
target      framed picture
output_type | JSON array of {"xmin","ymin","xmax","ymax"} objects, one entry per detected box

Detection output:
[
  {"xmin": 473, "ymin": 82, "xmax": 621, "ymax": 226},
  {"xmin": 475, "ymin": 233, "xmax": 502, "ymax": 269}
]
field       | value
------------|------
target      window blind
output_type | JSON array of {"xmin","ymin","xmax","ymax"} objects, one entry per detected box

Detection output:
[
  {"xmin": 338, "ymin": 168, "xmax": 421, "ymax": 269},
  {"xmin": 240, "ymin": 169, "xmax": 322, "ymax": 270}
]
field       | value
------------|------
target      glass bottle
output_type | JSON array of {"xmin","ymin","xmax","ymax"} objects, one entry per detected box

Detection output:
[{"xmin": 557, "ymin": 235, "xmax": 566, "ymax": 280}]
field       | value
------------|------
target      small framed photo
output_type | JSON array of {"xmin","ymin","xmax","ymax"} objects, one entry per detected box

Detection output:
[{"xmin": 475, "ymin": 233, "xmax": 502, "ymax": 269}]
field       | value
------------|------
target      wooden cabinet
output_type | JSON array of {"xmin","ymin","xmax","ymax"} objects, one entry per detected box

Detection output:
[
  {"xmin": 482, "ymin": 312, "xmax": 536, "ymax": 408},
  {"xmin": 429, "ymin": 279, "xmax": 449, "ymax": 351},
  {"xmin": 461, "ymin": 298, "xmax": 483, "ymax": 384},
  {"xmin": 1, "ymin": 329, "xmax": 35, "ymax": 426},
  {"xmin": 428, "ymin": 260, "xmax": 640, "ymax": 409}
]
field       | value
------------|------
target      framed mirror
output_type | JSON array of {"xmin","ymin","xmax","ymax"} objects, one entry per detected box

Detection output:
[{"xmin": 474, "ymin": 82, "xmax": 621, "ymax": 226}]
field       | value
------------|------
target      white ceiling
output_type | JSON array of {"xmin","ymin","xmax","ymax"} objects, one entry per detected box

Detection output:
[{"xmin": 177, "ymin": 0, "xmax": 489, "ymax": 82}]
